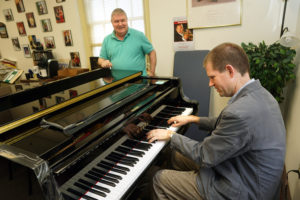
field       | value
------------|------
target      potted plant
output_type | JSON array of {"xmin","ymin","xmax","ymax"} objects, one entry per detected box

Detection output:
[{"xmin": 241, "ymin": 41, "xmax": 296, "ymax": 103}]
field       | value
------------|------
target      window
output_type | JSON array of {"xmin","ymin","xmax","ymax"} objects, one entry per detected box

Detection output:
[{"xmin": 83, "ymin": 0, "xmax": 146, "ymax": 56}]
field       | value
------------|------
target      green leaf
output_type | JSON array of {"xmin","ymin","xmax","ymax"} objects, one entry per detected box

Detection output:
[{"xmin": 241, "ymin": 41, "xmax": 296, "ymax": 103}]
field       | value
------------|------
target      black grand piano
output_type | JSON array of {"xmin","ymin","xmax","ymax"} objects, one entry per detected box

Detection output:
[{"xmin": 0, "ymin": 68, "xmax": 198, "ymax": 200}]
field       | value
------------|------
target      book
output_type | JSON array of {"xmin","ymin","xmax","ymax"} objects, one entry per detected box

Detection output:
[{"xmin": 2, "ymin": 69, "xmax": 23, "ymax": 84}]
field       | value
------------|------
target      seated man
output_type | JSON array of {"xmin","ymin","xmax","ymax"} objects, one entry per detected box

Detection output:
[{"xmin": 147, "ymin": 42, "xmax": 286, "ymax": 200}]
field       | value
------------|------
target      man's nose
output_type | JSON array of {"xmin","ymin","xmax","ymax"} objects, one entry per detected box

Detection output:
[{"xmin": 209, "ymin": 80, "xmax": 214, "ymax": 87}]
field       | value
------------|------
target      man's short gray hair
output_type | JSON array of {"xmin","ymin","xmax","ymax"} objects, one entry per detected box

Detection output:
[{"xmin": 111, "ymin": 8, "xmax": 127, "ymax": 20}]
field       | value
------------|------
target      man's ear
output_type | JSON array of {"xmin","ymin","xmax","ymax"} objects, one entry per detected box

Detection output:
[{"xmin": 225, "ymin": 64, "xmax": 235, "ymax": 77}]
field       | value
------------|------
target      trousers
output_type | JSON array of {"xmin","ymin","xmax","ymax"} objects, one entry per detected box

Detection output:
[{"xmin": 152, "ymin": 151, "xmax": 203, "ymax": 200}]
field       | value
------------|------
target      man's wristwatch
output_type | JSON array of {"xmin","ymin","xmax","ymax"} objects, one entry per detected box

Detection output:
[{"xmin": 169, "ymin": 131, "xmax": 175, "ymax": 138}]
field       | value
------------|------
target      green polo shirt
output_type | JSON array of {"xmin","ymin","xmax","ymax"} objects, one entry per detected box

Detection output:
[{"xmin": 100, "ymin": 28, "xmax": 154, "ymax": 76}]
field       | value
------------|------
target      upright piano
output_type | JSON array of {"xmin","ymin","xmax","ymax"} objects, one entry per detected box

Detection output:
[{"xmin": 0, "ymin": 69, "xmax": 198, "ymax": 200}]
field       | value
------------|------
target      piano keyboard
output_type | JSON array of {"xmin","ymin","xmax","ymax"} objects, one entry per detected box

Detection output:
[{"xmin": 60, "ymin": 105, "xmax": 193, "ymax": 200}]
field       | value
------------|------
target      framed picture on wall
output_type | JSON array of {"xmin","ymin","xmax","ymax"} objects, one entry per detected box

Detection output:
[
  {"xmin": 44, "ymin": 36, "xmax": 55, "ymax": 49},
  {"xmin": 15, "ymin": 84, "xmax": 23, "ymax": 91},
  {"xmin": 32, "ymin": 106, "xmax": 39, "ymax": 113},
  {"xmin": 69, "ymin": 90, "xmax": 78, "ymax": 99},
  {"xmin": 26, "ymin": 12, "xmax": 36, "ymax": 28},
  {"xmin": 36, "ymin": 0, "xmax": 48, "ymax": 15},
  {"xmin": 0, "ymin": 23, "xmax": 9, "ymax": 38},
  {"xmin": 22, "ymin": 44, "xmax": 31, "ymax": 58},
  {"xmin": 39, "ymin": 98, "xmax": 47, "ymax": 109},
  {"xmin": 16, "ymin": 22, "xmax": 26, "ymax": 36},
  {"xmin": 12, "ymin": 37, "xmax": 21, "ymax": 51},
  {"xmin": 187, "ymin": 0, "xmax": 241, "ymax": 29},
  {"xmin": 54, "ymin": 6, "xmax": 65, "ymax": 23},
  {"xmin": 63, "ymin": 30, "xmax": 73, "ymax": 46},
  {"xmin": 41, "ymin": 19, "xmax": 52, "ymax": 32},
  {"xmin": 28, "ymin": 35, "xmax": 39, "ymax": 49},
  {"xmin": 3, "ymin": 9, "xmax": 14, "ymax": 22},
  {"xmin": 15, "ymin": 0, "xmax": 25, "ymax": 13},
  {"xmin": 70, "ymin": 52, "xmax": 81, "ymax": 67},
  {"xmin": 55, "ymin": 96, "xmax": 65, "ymax": 104}
]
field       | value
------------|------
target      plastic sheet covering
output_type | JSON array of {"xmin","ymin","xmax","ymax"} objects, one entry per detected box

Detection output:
[{"xmin": 0, "ymin": 143, "xmax": 63, "ymax": 200}]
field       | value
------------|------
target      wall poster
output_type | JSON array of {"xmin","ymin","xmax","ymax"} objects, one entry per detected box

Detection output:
[
  {"xmin": 187, "ymin": 0, "xmax": 241, "ymax": 29},
  {"xmin": 173, "ymin": 16, "xmax": 194, "ymax": 51},
  {"xmin": 0, "ymin": 22, "xmax": 9, "ymax": 38}
]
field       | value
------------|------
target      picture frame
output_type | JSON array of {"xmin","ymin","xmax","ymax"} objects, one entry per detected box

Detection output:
[
  {"xmin": 39, "ymin": 98, "xmax": 47, "ymax": 109},
  {"xmin": 36, "ymin": 0, "xmax": 48, "ymax": 15},
  {"xmin": 26, "ymin": 12, "xmax": 36, "ymax": 28},
  {"xmin": 187, "ymin": 0, "xmax": 241, "ymax": 29},
  {"xmin": 41, "ymin": 19, "xmax": 52, "ymax": 32},
  {"xmin": 28, "ymin": 35, "xmax": 39, "ymax": 49},
  {"xmin": 16, "ymin": 21, "xmax": 26, "ymax": 36},
  {"xmin": 3, "ymin": 9, "xmax": 14, "ymax": 22},
  {"xmin": 54, "ymin": 6, "xmax": 65, "ymax": 23},
  {"xmin": 0, "ymin": 23, "xmax": 9, "ymax": 38},
  {"xmin": 69, "ymin": 90, "xmax": 78, "ymax": 99},
  {"xmin": 70, "ymin": 52, "xmax": 81, "ymax": 67},
  {"xmin": 63, "ymin": 30, "xmax": 73, "ymax": 46},
  {"xmin": 15, "ymin": 0, "xmax": 25, "ymax": 13},
  {"xmin": 22, "ymin": 44, "xmax": 31, "ymax": 58},
  {"xmin": 55, "ymin": 96, "xmax": 65, "ymax": 104},
  {"xmin": 12, "ymin": 37, "xmax": 21, "ymax": 51},
  {"xmin": 32, "ymin": 106, "xmax": 39, "ymax": 113},
  {"xmin": 15, "ymin": 84, "xmax": 23, "ymax": 91},
  {"xmin": 44, "ymin": 36, "xmax": 55, "ymax": 49}
]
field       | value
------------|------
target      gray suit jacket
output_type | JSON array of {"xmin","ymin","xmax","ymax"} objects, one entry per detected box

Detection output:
[{"xmin": 171, "ymin": 80, "xmax": 286, "ymax": 200}]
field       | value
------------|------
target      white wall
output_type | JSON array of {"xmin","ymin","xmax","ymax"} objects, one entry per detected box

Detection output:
[{"xmin": 0, "ymin": 0, "xmax": 87, "ymax": 77}]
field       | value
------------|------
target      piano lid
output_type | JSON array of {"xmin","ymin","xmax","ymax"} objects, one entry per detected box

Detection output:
[
  {"xmin": 0, "ymin": 69, "xmax": 142, "ymax": 134},
  {"xmin": 6, "ymin": 73, "xmax": 167, "ymax": 168}
]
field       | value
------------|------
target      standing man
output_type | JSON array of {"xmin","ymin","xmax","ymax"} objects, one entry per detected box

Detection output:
[
  {"xmin": 147, "ymin": 43, "xmax": 286, "ymax": 200},
  {"xmin": 98, "ymin": 8, "xmax": 156, "ymax": 77}
]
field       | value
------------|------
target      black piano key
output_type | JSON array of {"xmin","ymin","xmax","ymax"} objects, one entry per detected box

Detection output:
[
  {"xmin": 162, "ymin": 106, "xmax": 185, "ymax": 113},
  {"xmin": 85, "ymin": 173, "xmax": 116, "ymax": 187},
  {"xmin": 97, "ymin": 163, "xmax": 127, "ymax": 175},
  {"xmin": 164, "ymin": 106, "xmax": 186, "ymax": 112},
  {"xmin": 106, "ymin": 155, "xmax": 135, "ymax": 166},
  {"xmin": 91, "ymin": 167, "xmax": 122, "ymax": 180},
  {"xmin": 78, "ymin": 178, "xmax": 111, "ymax": 193},
  {"xmin": 153, "ymin": 115, "xmax": 169, "ymax": 120},
  {"xmin": 149, "ymin": 117, "xmax": 170, "ymax": 127},
  {"xmin": 100, "ymin": 160, "xmax": 130, "ymax": 172},
  {"xmin": 138, "ymin": 130, "xmax": 150, "ymax": 142},
  {"xmin": 122, "ymin": 139, "xmax": 152, "ymax": 150},
  {"xmin": 74, "ymin": 182, "xmax": 107, "ymax": 197},
  {"xmin": 144, "ymin": 125, "xmax": 167, "ymax": 130},
  {"xmin": 105, "ymin": 156, "xmax": 134, "ymax": 167},
  {"xmin": 156, "ymin": 112, "xmax": 178, "ymax": 118},
  {"xmin": 110, "ymin": 152, "xmax": 139, "ymax": 162},
  {"xmin": 67, "ymin": 188, "xmax": 97, "ymax": 200},
  {"xmin": 88, "ymin": 170, "xmax": 119, "ymax": 183},
  {"xmin": 116, "ymin": 146, "xmax": 144, "ymax": 157},
  {"xmin": 108, "ymin": 154, "xmax": 137, "ymax": 164}
]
